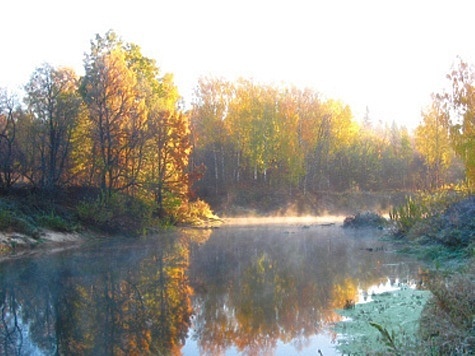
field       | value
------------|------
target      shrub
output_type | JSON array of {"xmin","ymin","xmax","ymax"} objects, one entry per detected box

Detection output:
[
  {"xmin": 343, "ymin": 211, "xmax": 387, "ymax": 228},
  {"xmin": 37, "ymin": 211, "xmax": 77, "ymax": 232},
  {"xmin": 389, "ymin": 196, "xmax": 427, "ymax": 234},
  {"xmin": 390, "ymin": 187, "xmax": 470, "ymax": 235},
  {"xmin": 175, "ymin": 199, "xmax": 220, "ymax": 225},
  {"xmin": 76, "ymin": 192, "xmax": 154, "ymax": 235},
  {"xmin": 76, "ymin": 197, "xmax": 113, "ymax": 225},
  {"xmin": 0, "ymin": 203, "xmax": 40, "ymax": 238}
]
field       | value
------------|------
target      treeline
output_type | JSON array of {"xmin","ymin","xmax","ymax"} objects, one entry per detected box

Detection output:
[
  {"xmin": 0, "ymin": 31, "xmax": 207, "ymax": 230},
  {"xmin": 190, "ymin": 77, "xmax": 466, "ymax": 203},
  {"xmin": 1, "ymin": 30, "xmax": 474, "ymax": 225}
]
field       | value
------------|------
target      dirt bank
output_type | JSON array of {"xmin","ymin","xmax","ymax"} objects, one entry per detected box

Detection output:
[{"xmin": 0, "ymin": 230, "xmax": 88, "ymax": 261}]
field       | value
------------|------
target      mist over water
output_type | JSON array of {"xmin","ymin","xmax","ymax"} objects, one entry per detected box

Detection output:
[
  {"xmin": 0, "ymin": 219, "xmax": 423, "ymax": 355},
  {"xmin": 223, "ymin": 215, "xmax": 346, "ymax": 226}
]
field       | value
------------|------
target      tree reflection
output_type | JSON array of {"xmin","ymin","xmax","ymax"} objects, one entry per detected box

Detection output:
[
  {"xmin": 0, "ymin": 231, "xmax": 201, "ymax": 355},
  {"xmin": 0, "ymin": 281, "xmax": 23, "ymax": 354},
  {"xmin": 189, "ymin": 227, "xmax": 421, "ymax": 354},
  {"xmin": 0, "ymin": 226, "xmax": 421, "ymax": 355}
]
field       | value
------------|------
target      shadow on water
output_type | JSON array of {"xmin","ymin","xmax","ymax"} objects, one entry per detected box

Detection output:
[{"xmin": 0, "ymin": 217, "xmax": 425, "ymax": 355}]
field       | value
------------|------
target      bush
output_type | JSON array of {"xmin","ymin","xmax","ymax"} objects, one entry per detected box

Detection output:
[
  {"xmin": 390, "ymin": 188, "xmax": 470, "ymax": 235},
  {"xmin": 175, "ymin": 199, "xmax": 220, "ymax": 225},
  {"xmin": 76, "ymin": 192, "xmax": 154, "ymax": 235},
  {"xmin": 343, "ymin": 211, "xmax": 387, "ymax": 228},
  {"xmin": 37, "ymin": 211, "xmax": 77, "ymax": 232},
  {"xmin": 0, "ymin": 202, "xmax": 40, "ymax": 238},
  {"xmin": 76, "ymin": 197, "xmax": 113, "ymax": 225}
]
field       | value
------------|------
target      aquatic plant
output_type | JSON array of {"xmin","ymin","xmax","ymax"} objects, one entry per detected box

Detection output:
[{"xmin": 369, "ymin": 322, "xmax": 399, "ymax": 354}]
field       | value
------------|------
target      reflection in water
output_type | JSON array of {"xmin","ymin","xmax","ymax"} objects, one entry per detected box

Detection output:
[
  {"xmin": 187, "ymin": 224, "xmax": 423, "ymax": 355},
  {"xmin": 0, "ymin": 221, "xmax": 423, "ymax": 355},
  {"xmin": 0, "ymin": 233, "xmax": 200, "ymax": 355}
]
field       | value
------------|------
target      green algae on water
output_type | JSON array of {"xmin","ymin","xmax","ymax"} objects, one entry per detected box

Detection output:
[{"xmin": 334, "ymin": 287, "xmax": 431, "ymax": 354}]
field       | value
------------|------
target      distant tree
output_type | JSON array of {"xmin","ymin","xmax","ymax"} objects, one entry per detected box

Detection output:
[
  {"xmin": 415, "ymin": 99, "xmax": 453, "ymax": 189},
  {"xmin": 191, "ymin": 77, "xmax": 234, "ymax": 194},
  {"xmin": 311, "ymin": 100, "xmax": 356, "ymax": 191}
]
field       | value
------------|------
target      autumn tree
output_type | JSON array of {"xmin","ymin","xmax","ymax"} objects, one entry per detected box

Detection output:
[
  {"xmin": 191, "ymin": 77, "xmax": 234, "ymax": 194},
  {"xmin": 274, "ymin": 87, "xmax": 307, "ymax": 190},
  {"xmin": 80, "ymin": 31, "xmax": 147, "ymax": 197},
  {"xmin": 415, "ymin": 99, "xmax": 453, "ymax": 189},
  {"xmin": 144, "ymin": 110, "xmax": 192, "ymax": 218},
  {"xmin": 24, "ymin": 64, "xmax": 82, "ymax": 190},
  {"xmin": 445, "ymin": 58, "xmax": 475, "ymax": 185}
]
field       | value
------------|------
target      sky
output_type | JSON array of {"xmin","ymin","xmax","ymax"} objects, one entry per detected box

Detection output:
[{"xmin": 2, "ymin": 0, "xmax": 475, "ymax": 129}]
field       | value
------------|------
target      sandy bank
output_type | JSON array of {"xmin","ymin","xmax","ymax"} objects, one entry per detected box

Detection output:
[{"xmin": 0, "ymin": 230, "xmax": 87, "ymax": 260}]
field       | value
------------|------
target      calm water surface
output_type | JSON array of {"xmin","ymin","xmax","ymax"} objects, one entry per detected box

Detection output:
[{"xmin": 0, "ymin": 218, "xmax": 424, "ymax": 355}]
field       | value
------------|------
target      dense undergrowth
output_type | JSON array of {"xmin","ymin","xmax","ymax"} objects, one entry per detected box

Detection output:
[
  {"xmin": 389, "ymin": 187, "xmax": 475, "ymax": 354},
  {"xmin": 0, "ymin": 186, "xmax": 217, "ymax": 238}
]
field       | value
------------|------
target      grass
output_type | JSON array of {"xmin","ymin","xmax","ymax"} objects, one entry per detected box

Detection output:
[
  {"xmin": 0, "ymin": 191, "xmax": 80, "ymax": 238},
  {"xmin": 0, "ymin": 200, "xmax": 40, "ymax": 237},
  {"xmin": 419, "ymin": 263, "xmax": 475, "ymax": 355}
]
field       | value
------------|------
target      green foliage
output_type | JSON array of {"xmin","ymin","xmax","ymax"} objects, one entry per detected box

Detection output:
[
  {"xmin": 0, "ymin": 200, "xmax": 39, "ymax": 237},
  {"xmin": 37, "ymin": 211, "xmax": 77, "ymax": 232},
  {"xmin": 77, "ymin": 192, "xmax": 154, "ymax": 235},
  {"xmin": 76, "ymin": 196, "xmax": 113, "ymax": 225},
  {"xmin": 389, "ymin": 196, "xmax": 427, "ymax": 234}
]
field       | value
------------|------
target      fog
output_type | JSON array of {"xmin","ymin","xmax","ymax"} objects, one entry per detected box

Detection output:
[{"xmin": 223, "ymin": 215, "xmax": 347, "ymax": 226}]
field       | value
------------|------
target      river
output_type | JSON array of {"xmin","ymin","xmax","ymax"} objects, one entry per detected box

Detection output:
[{"xmin": 0, "ymin": 217, "xmax": 425, "ymax": 355}]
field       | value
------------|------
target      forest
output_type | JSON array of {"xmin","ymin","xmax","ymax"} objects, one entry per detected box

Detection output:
[{"xmin": 1, "ymin": 30, "xmax": 475, "ymax": 232}]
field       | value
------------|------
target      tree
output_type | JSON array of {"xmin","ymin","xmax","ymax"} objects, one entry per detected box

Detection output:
[
  {"xmin": 0, "ymin": 89, "xmax": 19, "ymax": 189},
  {"xmin": 445, "ymin": 58, "xmax": 475, "ymax": 184},
  {"xmin": 144, "ymin": 110, "xmax": 192, "ymax": 218},
  {"xmin": 80, "ymin": 32, "xmax": 146, "ymax": 197},
  {"xmin": 415, "ymin": 99, "xmax": 453, "ymax": 189},
  {"xmin": 310, "ymin": 99, "xmax": 356, "ymax": 191},
  {"xmin": 24, "ymin": 64, "xmax": 81, "ymax": 190},
  {"xmin": 191, "ymin": 77, "xmax": 234, "ymax": 194}
]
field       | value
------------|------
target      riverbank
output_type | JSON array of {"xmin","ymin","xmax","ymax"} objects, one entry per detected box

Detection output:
[
  {"xmin": 333, "ymin": 195, "xmax": 475, "ymax": 354},
  {"xmin": 0, "ymin": 229, "xmax": 93, "ymax": 261}
]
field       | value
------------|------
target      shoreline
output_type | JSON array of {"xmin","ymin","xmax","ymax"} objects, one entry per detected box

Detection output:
[{"xmin": 0, "ymin": 230, "xmax": 92, "ymax": 261}]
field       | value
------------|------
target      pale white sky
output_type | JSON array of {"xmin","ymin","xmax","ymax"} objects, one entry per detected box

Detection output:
[{"xmin": 2, "ymin": 0, "xmax": 475, "ymax": 129}]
